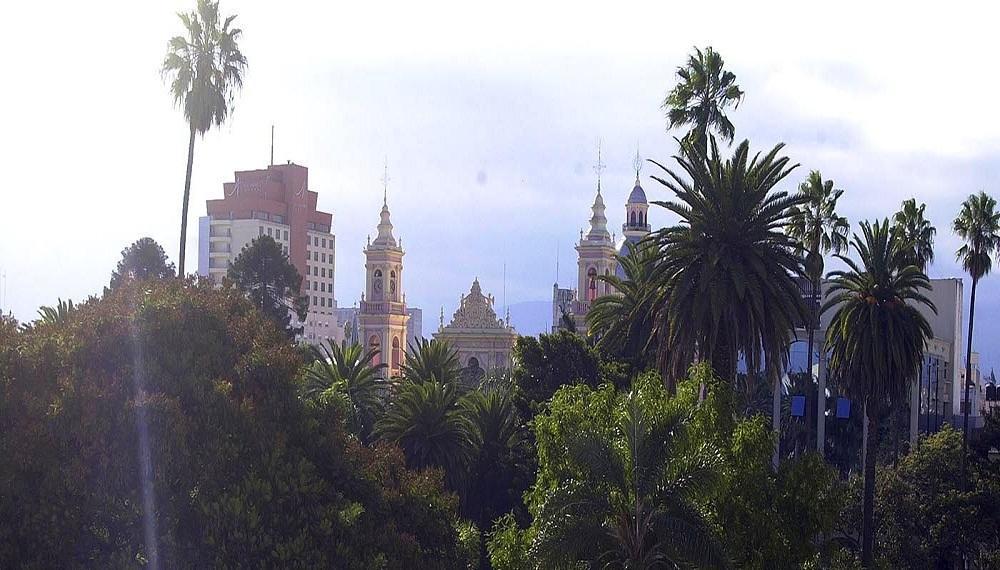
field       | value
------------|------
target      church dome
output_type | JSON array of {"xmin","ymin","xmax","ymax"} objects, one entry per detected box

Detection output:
[{"xmin": 627, "ymin": 181, "xmax": 647, "ymax": 204}]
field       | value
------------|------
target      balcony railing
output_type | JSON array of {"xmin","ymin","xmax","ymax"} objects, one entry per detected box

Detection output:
[{"xmin": 359, "ymin": 299, "xmax": 407, "ymax": 315}]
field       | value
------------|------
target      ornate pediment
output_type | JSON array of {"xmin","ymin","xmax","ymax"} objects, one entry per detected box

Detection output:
[{"xmin": 444, "ymin": 279, "xmax": 509, "ymax": 330}]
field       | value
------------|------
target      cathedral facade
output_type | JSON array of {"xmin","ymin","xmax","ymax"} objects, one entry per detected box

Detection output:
[
  {"xmin": 434, "ymin": 279, "xmax": 517, "ymax": 382},
  {"xmin": 552, "ymin": 165, "xmax": 650, "ymax": 334}
]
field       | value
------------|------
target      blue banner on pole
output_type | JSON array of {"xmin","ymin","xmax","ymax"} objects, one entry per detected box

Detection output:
[
  {"xmin": 836, "ymin": 397, "xmax": 851, "ymax": 419},
  {"xmin": 791, "ymin": 395, "xmax": 806, "ymax": 417}
]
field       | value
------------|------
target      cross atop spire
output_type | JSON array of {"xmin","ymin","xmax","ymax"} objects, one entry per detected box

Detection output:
[
  {"xmin": 380, "ymin": 156, "xmax": 390, "ymax": 206},
  {"xmin": 633, "ymin": 144, "xmax": 642, "ymax": 180},
  {"xmin": 592, "ymin": 138, "xmax": 606, "ymax": 193}
]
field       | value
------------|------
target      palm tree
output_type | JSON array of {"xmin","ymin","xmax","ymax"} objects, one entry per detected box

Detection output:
[
  {"xmin": 953, "ymin": 191, "xmax": 1000, "ymax": 455},
  {"xmin": 162, "ymin": 0, "xmax": 247, "ymax": 276},
  {"xmin": 823, "ymin": 219, "xmax": 935, "ymax": 567},
  {"xmin": 892, "ymin": 198, "xmax": 936, "ymax": 447},
  {"xmin": 663, "ymin": 46, "xmax": 744, "ymax": 153},
  {"xmin": 587, "ymin": 241, "xmax": 662, "ymax": 371},
  {"xmin": 301, "ymin": 340, "xmax": 386, "ymax": 443},
  {"xmin": 35, "ymin": 298, "xmax": 75, "ymax": 325},
  {"xmin": 786, "ymin": 171, "xmax": 849, "ymax": 453},
  {"xmin": 401, "ymin": 338, "xmax": 461, "ymax": 384},
  {"xmin": 893, "ymin": 199, "xmax": 937, "ymax": 271},
  {"xmin": 649, "ymin": 137, "xmax": 807, "ymax": 461},
  {"xmin": 465, "ymin": 377, "xmax": 529, "ymax": 567},
  {"xmin": 529, "ymin": 395, "xmax": 730, "ymax": 568},
  {"xmin": 376, "ymin": 380, "xmax": 477, "ymax": 490}
]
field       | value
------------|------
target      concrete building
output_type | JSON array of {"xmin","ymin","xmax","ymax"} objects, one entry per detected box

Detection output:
[
  {"xmin": 197, "ymin": 162, "xmax": 339, "ymax": 345},
  {"xmin": 434, "ymin": 278, "xmax": 518, "ymax": 384}
]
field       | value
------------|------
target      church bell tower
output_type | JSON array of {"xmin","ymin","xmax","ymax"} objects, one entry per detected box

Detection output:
[{"xmin": 358, "ymin": 169, "xmax": 409, "ymax": 377}]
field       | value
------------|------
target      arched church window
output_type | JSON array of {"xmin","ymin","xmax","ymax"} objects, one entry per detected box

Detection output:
[
  {"xmin": 392, "ymin": 336, "xmax": 402, "ymax": 370},
  {"xmin": 373, "ymin": 269, "xmax": 383, "ymax": 300},
  {"xmin": 369, "ymin": 335, "xmax": 381, "ymax": 366},
  {"xmin": 389, "ymin": 270, "xmax": 397, "ymax": 300},
  {"xmin": 630, "ymin": 211, "xmax": 637, "ymax": 226},
  {"xmin": 587, "ymin": 267, "xmax": 598, "ymax": 302}
]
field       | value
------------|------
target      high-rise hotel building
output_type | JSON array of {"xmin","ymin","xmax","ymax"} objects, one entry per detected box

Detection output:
[{"xmin": 197, "ymin": 162, "xmax": 339, "ymax": 344}]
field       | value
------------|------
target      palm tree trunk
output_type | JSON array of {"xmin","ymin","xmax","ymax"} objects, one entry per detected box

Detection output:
[
  {"xmin": 862, "ymin": 403, "xmax": 878, "ymax": 568},
  {"xmin": 962, "ymin": 277, "xmax": 978, "ymax": 472},
  {"xmin": 772, "ymin": 364, "xmax": 781, "ymax": 469},
  {"xmin": 807, "ymin": 273, "xmax": 819, "ymax": 452},
  {"xmin": 178, "ymin": 124, "xmax": 197, "ymax": 276}
]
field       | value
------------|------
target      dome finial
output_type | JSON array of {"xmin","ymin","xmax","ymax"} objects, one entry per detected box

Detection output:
[{"xmin": 633, "ymin": 143, "xmax": 642, "ymax": 182}]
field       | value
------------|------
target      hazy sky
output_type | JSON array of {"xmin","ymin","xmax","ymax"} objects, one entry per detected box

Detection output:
[{"xmin": 1, "ymin": 1, "xmax": 998, "ymax": 371}]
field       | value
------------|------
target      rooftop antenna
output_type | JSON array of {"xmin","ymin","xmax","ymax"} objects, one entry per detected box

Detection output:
[
  {"xmin": 555, "ymin": 242, "xmax": 560, "ymax": 286},
  {"xmin": 593, "ymin": 138, "xmax": 606, "ymax": 193},
  {"xmin": 270, "ymin": 124, "xmax": 274, "ymax": 166}
]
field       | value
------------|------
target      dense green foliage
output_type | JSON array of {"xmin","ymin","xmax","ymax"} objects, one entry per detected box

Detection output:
[
  {"xmin": 489, "ymin": 366, "xmax": 847, "ymax": 569},
  {"xmin": 402, "ymin": 338, "xmax": 462, "ymax": 384},
  {"xmin": 0, "ymin": 280, "xmax": 467, "ymax": 568},
  {"xmin": 108, "ymin": 237, "xmax": 176, "ymax": 291},
  {"xmin": 227, "ymin": 235, "xmax": 308, "ymax": 339}
]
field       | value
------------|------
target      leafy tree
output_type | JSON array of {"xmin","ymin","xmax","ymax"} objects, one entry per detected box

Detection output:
[
  {"xmin": 873, "ymin": 425, "xmax": 1000, "ymax": 568},
  {"xmin": 301, "ymin": 340, "xmax": 386, "ymax": 443},
  {"xmin": 35, "ymin": 298, "xmax": 75, "ymax": 325},
  {"xmin": 109, "ymin": 237, "xmax": 176, "ymax": 291},
  {"xmin": 663, "ymin": 46, "xmax": 744, "ymax": 152},
  {"xmin": 162, "ymin": 0, "xmax": 247, "ymax": 275},
  {"xmin": 511, "ymin": 331, "xmax": 603, "ymax": 414},
  {"xmin": 0, "ymin": 279, "xmax": 467, "ymax": 568},
  {"xmin": 787, "ymin": 171, "xmax": 849, "ymax": 451},
  {"xmin": 227, "ymin": 235, "xmax": 307, "ymax": 339},
  {"xmin": 526, "ymin": 374, "xmax": 731, "ymax": 568},
  {"xmin": 823, "ymin": 219, "xmax": 935, "ymax": 567},
  {"xmin": 953, "ymin": 191, "xmax": 1000, "ymax": 454},
  {"xmin": 402, "ymin": 338, "xmax": 461, "ymax": 384},
  {"xmin": 587, "ymin": 241, "xmax": 661, "ymax": 371},
  {"xmin": 376, "ymin": 380, "xmax": 477, "ymax": 491}
]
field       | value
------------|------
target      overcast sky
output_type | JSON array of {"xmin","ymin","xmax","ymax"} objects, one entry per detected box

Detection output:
[{"xmin": 1, "ymin": 1, "xmax": 998, "ymax": 371}]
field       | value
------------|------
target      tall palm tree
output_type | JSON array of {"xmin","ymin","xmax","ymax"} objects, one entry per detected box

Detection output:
[
  {"xmin": 162, "ymin": 0, "xmax": 247, "ymax": 276},
  {"xmin": 893, "ymin": 198, "xmax": 937, "ymax": 272},
  {"xmin": 663, "ymin": 46, "xmax": 744, "ymax": 153},
  {"xmin": 649, "ymin": 137, "xmax": 807, "ymax": 461},
  {"xmin": 376, "ymin": 380, "xmax": 477, "ymax": 490},
  {"xmin": 587, "ymin": 242, "xmax": 662, "ymax": 371},
  {"xmin": 529, "ymin": 396, "xmax": 730, "ymax": 568},
  {"xmin": 823, "ymin": 219, "xmax": 935, "ymax": 567},
  {"xmin": 301, "ymin": 340, "xmax": 386, "ymax": 443},
  {"xmin": 401, "ymin": 338, "xmax": 461, "ymax": 385},
  {"xmin": 892, "ymin": 198, "xmax": 936, "ymax": 447},
  {"xmin": 953, "ymin": 191, "xmax": 1000, "ymax": 455},
  {"xmin": 786, "ymin": 171, "xmax": 849, "ymax": 453}
]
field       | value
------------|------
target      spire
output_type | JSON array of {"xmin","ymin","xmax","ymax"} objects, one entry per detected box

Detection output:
[
  {"xmin": 592, "ymin": 138, "xmax": 606, "ymax": 194},
  {"xmin": 586, "ymin": 186, "xmax": 611, "ymax": 242},
  {"xmin": 371, "ymin": 159, "xmax": 397, "ymax": 248}
]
